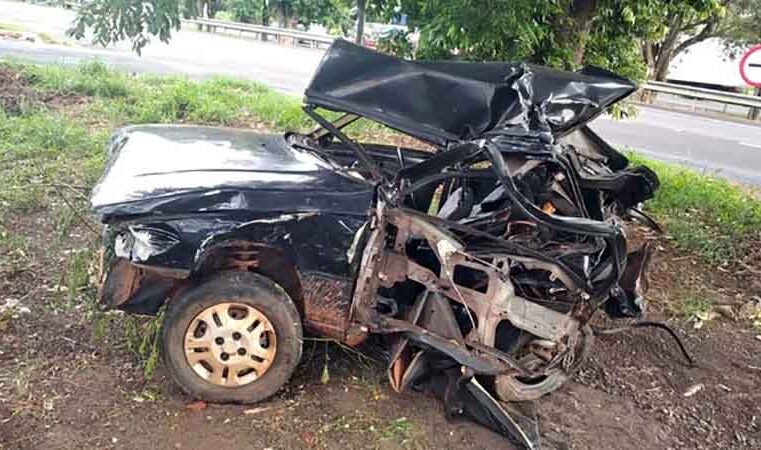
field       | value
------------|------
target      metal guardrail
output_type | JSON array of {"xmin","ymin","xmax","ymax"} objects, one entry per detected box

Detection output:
[
  {"xmin": 642, "ymin": 80, "xmax": 761, "ymax": 110},
  {"xmin": 183, "ymin": 18, "xmax": 335, "ymax": 49}
]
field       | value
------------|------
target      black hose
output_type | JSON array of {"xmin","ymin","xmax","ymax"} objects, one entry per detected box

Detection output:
[{"xmin": 592, "ymin": 320, "xmax": 696, "ymax": 367}]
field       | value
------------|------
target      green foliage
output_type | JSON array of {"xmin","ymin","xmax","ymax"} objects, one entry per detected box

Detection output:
[
  {"xmin": 629, "ymin": 153, "xmax": 761, "ymax": 264},
  {"xmin": 722, "ymin": 0, "xmax": 761, "ymax": 57},
  {"xmin": 389, "ymin": 0, "xmax": 683, "ymax": 80},
  {"xmin": 66, "ymin": 250, "xmax": 93, "ymax": 305},
  {"xmin": 0, "ymin": 110, "xmax": 106, "ymax": 214},
  {"xmin": 226, "ymin": 0, "xmax": 264, "ymax": 24},
  {"xmin": 19, "ymin": 60, "xmax": 132, "ymax": 98},
  {"xmin": 674, "ymin": 291, "xmax": 715, "ymax": 319},
  {"xmin": 403, "ymin": 0, "xmax": 560, "ymax": 62},
  {"xmin": 376, "ymin": 28, "xmax": 414, "ymax": 58},
  {"xmin": 68, "ymin": 0, "xmax": 184, "ymax": 54},
  {"xmin": 122, "ymin": 312, "xmax": 164, "ymax": 378}
]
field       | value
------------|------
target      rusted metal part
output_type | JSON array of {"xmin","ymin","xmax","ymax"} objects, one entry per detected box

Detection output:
[
  {"xmin": 387, "ymin": 291, "xmax": 429, "ymax": 392},
  {"xmin": 396, "ymin": 210, "xmax": 577, "ymax": 340},
  {"xmin": 132, "ymin": 264, "xmax": 190, "ymax": 279},
  {"xmin": 194, "ymin": 240, "xmax": 304, "ymax": 312},
  {"xmin": 620, "ymin": 243, "xmax": 652, "ymax": 298},
  {"xmin": 195, "ymin": 239, "xmax": 370, "ymax": 345},
  {"xmin": 348, "ymin": 215, "xmax": 386, "ymax": 325},
  {"xmin": 195, "ymin": 240, "xmax": 262, "ymax": 272},
  {"xmin": 301, "ymin": 273, "xmax": 366, "ymax": 345},
  {"xmin": 100, "ymin": 258, "xmax": 143, "ymax": 307},
  {"xmin": 377, "ymin": 317, "xmax": 518, "ymax": 376}
]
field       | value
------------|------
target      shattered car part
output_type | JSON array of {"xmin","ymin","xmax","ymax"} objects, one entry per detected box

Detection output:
[{"xmin": 92, "ymin": 40, "xmax": 672, "ymax": 448}]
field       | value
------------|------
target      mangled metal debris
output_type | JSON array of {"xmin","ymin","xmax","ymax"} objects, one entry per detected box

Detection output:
[{"xmin": 91, "ymin": 39, "xmax": 676, "ymax": 448}]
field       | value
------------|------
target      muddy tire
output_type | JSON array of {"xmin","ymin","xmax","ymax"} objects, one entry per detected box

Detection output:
[
  {"xmin": 494, "ymin": 368, "xmax": 569, "ymax": 402},
  {"xmin": 494, "ymin": 325, "xmax": 594, "ymax": 402},
  {"xmin": 161, "ymin": 271, "xmax": 302, "ymax": 404}
]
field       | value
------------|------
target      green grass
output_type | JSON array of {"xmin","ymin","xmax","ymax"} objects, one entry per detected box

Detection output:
[
  {"xmin": 0, "ymin": 23, "xmax": 61, "ymax": 45},
  {"xmin": 672, "ymin": 291, "xmax": 715, "ymax": 319},
  {"xmin": 6, "ymin": 60, "xmax": 314, "ymax": 129},
  {"xmin": 0, "ymin": 23, "xmax": 28, "ymax": 33},
  {"xmin": 0, "ymin": 110, "xmax": 107, "ymax": 214},
  {"xmin": 629, "ymin": 154, "xmax": 761, "ymax": 264}
]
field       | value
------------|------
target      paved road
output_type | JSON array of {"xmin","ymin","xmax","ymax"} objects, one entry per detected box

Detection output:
[
  {"xmin": 591, "ymin": 109, "xmax": 761, "ymax": 185},
  {"xmin": 2, "ymin": 1, "xmax": 761, "ymax": 185}
]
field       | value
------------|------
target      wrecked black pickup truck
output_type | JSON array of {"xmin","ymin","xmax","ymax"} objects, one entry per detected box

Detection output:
[{"xmin": 92, "ymin": 40, "xmax": 667, "ymax": 448}]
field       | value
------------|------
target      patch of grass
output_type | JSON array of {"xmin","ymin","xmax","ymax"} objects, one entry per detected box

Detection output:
[
  {"xmin": 0, "ymin": 23, "xmax": 60, "ymax": 45},
  {"xmin": 17, "ymin": 60, "xmax": 134, "ymax": 98},
  {"xmin": 36, "ymin": 32, "xmax": 57, "ymax": 45},
  {"xmin": 671, "ymin": 291, "xmax": 715, "ymax": 318},
  {"xmin": 323, "ymin": 414, "xmax": 421, "ymax": 448},
  {"xmin": 0, "ymin": 109, "xmax": 107, "ymax": 214},
  {"xmin": 4, "ymin": 60, "xmax": 384, "ymax": 134},
  {"xmin": 0, "ymin": 23, "xmax": 27, "ymax": 33},
  {"xmin": 0, "ymin": 225, "xmax": 31, "ymax": 274},
  {"xmin": 380, "ymin": 417, "xmax": 413, "ymax": 441},
  {"xmin": 630, "ymin": 153, "xmax": 761, "ymax": 265},
  {"xmin": 66, "ymin": 249, "xmax": 92, "ymax": 305}
]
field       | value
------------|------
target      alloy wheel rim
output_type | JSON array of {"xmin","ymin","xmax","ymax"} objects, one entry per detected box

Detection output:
[{"xmin": 184, "ymin": 302, "xmax": 277, "ymax": 387}]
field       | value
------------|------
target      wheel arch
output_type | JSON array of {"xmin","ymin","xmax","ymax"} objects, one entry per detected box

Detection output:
[{"xmin": 192, "ymin": 239, "xmax": 305, "ymax": 317}]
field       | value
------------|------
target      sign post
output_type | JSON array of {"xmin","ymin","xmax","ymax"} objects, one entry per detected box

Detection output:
[{"xmin": 739, "ymin": 45, "xmax": 761, "ymax": 120}]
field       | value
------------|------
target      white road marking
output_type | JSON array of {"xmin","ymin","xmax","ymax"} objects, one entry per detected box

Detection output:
[{"xmin": 740, "ymin": 141, "xmax": 761, "ymax": 149}]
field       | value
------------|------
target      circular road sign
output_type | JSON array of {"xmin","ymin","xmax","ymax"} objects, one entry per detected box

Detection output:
[{"xmin": 740, "ymin": 45, "xmax": 761, "ymax": 88}]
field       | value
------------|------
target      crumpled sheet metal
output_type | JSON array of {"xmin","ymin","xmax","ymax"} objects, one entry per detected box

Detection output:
[
  {"xmin": 110, "ymin": 212, "xmax": 366, "ymax": 277},
  {"xmin": 91, "ymin": 125, "xmax": 373, "ymax": 218},
  {"xmin": 305, "ymin": 39, "xmax": 636, "ymax": 145}
]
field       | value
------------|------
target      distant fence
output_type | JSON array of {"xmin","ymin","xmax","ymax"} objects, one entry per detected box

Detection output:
[
  {"xmin": 183, "ymin": 18, "xmax": 335, "ymax": 49},
  {"xmin": 642, "ymin": 81, "xmax": 761, "ymax": 119}
]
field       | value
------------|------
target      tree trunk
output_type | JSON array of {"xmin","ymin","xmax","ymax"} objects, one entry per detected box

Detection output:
[
  {"xmin": 262, "ymin": 0, "xmax": 269, "ymax": 41},
  {"xmin": 563, "ymin": 0, "xmax": 598, "ymax": 66},
  {"xmin": 653, "ymin": 50, "xmax": 672, "ymax": 81},
  {"xmin": 203, "ymin": 1, "xmax": 212, "ymax": 32},
  {"xmin": 279, "ymin": 1, "xmax": 288, "ymax": 28},
  {"xmin": 355, "ymin": 0, "xmax": 366, "ymax": 45},
  {"xmin": 639, "ymin": 43, "xmax": 656, "ymax": 103}
]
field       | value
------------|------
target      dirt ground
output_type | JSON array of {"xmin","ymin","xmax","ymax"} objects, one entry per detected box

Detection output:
[{"xmin": 1, "ymin": 70, "xmax": 760, "ymax": 449}]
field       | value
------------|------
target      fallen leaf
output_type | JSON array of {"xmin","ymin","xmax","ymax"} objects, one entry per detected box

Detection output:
[
  {"xmin": 185, "ymin": 400, "xmax": 207, "ymax": 412},
  {"xmin": 300, "ymin": 431, "xmax": 317, "ymax": 448},
  {"xmin": 683, "ymin": 383, "xmax": 704, "ymax": 397}
]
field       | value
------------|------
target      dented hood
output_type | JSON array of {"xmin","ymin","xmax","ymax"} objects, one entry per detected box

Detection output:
[
  {"xmin": 305, "ymin": 39, "xmax": 637, "ymax": 144},
  {"xmin": 90, "ymin": 125, "xmax": 372, "ymax": 218}
]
